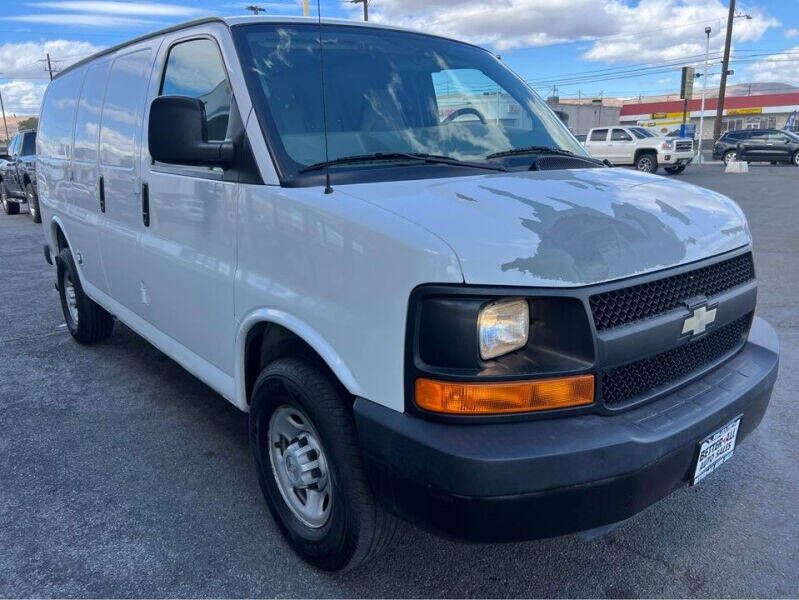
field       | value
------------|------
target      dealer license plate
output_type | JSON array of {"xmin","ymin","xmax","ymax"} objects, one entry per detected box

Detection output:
[{"xmin": 692, "ymin": 417, "xmax": 741, "ymax": 486}]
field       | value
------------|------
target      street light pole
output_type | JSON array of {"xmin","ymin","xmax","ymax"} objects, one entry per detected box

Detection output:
[
  {"xmin": 350, "ymin": 0, "xmax": 368, "ymax": 21},
  {"xmin": 697, "ymin": 26, "xmax": 711, "ymax": 164},
  {"xmin": 712, "ymin": 0, "xmax": 736, "ymax": 140}
]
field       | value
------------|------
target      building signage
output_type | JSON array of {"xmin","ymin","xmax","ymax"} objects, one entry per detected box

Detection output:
[
  {"xmin": 680, "ymin": 67, "xmax": 695, "ymax": 100},
  {"xmin": 727, "ymin": 107, "xmax": 763, "ymax": 115},
  {"xmin": 651, "ymin": 112, "xmax": 685, "ymax": 119}
]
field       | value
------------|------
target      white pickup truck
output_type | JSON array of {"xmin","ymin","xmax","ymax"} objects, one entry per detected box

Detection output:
[{"xmin": 584, "ymin": 125, "xmax": 694, "ymax": 174}]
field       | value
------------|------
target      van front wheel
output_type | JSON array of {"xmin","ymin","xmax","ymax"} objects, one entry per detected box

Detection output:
[
  {"xmin": 57, "ymin": 247, "xmax": 114, "ymax": 344},
  {"xmin": 249, "ymin": 357, "xmax": 397, "ymax": 571}
]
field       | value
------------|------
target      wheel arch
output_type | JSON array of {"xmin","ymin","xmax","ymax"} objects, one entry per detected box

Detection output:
[
  {"xmin": 634, "ymin": 147, "xmax": 658, "ymax": 161},
  {"xmin": 50, "ymin": 215, "xmax": 71, "ymax": 253},
  {"xmin": 236, "ymin": 309, "xmax": 363, "ymax": 411}
]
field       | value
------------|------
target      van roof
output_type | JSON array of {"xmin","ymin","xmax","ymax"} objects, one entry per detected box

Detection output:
[{"xmin": 54, "ymin": 15, "xmax": 482, "ymax": 81}]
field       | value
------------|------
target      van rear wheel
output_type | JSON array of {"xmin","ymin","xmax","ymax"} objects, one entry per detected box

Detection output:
[
  {"xmin": 249, "ymin": 357, "xmax": 397, "ymax": 571},
  {"xmin": 57, "ymin": 247, "xmax": 115, "ymax": 344}
]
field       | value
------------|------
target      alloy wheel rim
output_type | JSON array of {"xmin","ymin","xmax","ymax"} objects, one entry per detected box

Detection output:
[
  {"xmin": 726, "ymin": 152, "xmax": 737, "ymax": 164},
  {"xmin": 638, "ymin": 157, "xmax": 653, "ymax": 172},
  {"xmin": 64, "ymin": 275, "xmax": 79, "ymax": 324},
  {"xmin": 268, "ymin": 405, "xmax": 332, "ymax": 528}
]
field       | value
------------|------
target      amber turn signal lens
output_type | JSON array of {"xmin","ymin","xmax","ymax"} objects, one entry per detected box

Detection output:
[{"xmin": 415, "ymin": 375, "xmax": 594, "ymax": 415}]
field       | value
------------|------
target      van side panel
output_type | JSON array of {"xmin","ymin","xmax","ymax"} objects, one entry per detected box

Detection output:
[
  {"xmin": 68, "ymin": 61, "xmax": 113, "ymax": 294},
  {"xmin": 37, "ymin": 69, "xmax": 84, "ymax": 251},
  {"xmin": 96, "ymin": 44, "xmax": 157, "ymax": 315},
  {"xmin": 234, "ymin": 185, "xmax": 463, "ymax": 412}
]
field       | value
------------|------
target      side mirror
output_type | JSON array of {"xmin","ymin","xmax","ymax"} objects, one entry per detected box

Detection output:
[{"xmin": 148, "ymin": 96, "xmax": 234, "ymax": 167}]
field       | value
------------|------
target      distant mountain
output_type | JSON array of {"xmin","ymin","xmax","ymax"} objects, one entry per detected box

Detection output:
[{"xmin": 724, "ymin": 82, "xmax": 798, "ymax": 97}]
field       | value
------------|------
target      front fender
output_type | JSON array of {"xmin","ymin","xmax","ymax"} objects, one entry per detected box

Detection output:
[{"xmin": 234, "ymin": 308, "xmax": 363, "ymax": 412}]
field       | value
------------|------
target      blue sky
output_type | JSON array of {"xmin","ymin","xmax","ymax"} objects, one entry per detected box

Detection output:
[{"xmin": 1, "ymin": 0, "xmax": 797, "ymax": 114}]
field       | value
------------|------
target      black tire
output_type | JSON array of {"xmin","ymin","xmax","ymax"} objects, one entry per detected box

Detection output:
[
  {"xmin": 792, "ymin": 151, "xmax": 799, "ymax": 167},
  {"xmin": 57, "ymin": 247, "xmax": 114, "ymax": 344},
  {"xmin": 250, "ymin": 357, "xmax": 397, "ymax": 571},
  {"xmin": 2, "ymin": 185, "xmax": 20, "ymax": 215},
  {"xmin": 723, "ymin": 150, "xmax": 738, "ymax": 164},
  {"xmin": 635, "ymin": 152, "xmax": 658, "ymax": 173},
  {"xmin": 664, "ymin": 164, "xmax": 687, "ymax": 175},
  {"xmin": 26, "ymin": 182, "xmax": 41, "ymax": 223}
]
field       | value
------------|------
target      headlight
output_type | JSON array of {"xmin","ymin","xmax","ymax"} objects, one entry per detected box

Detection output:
[
  {"xmin": 661, "ymin": 141, "xmax": 672, "ymax": 150},
  {"xmin": 478, "ymin": 298, "xmax": 529, "ymax": 360}
]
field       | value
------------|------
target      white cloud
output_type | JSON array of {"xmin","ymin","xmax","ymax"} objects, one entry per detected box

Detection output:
[
  {"xmin": 27, "ymin": 1, "xmax": 205, "ymax": 16},
  {"xmin": 0, "ymin": 39, "xmax": 101, "ymax": 78},
  {"xmin": 0, "ymin": 40, "xmax": 103, "ymax": 113},
  {"xmin": 747, "ymin": 46, "xmax": 799, "ymax": 83},
  {"xmin": 3, "ymin": 13, "xmax": 161, "ymax": 27},
  {"xmin": 785, "ymin": 28, "xmax": 799, "ymax": 39},
  {"xmin": 364, "ymin": 0, "xmax": 779, "ymax": 62},
  {"xmin": 0, "ymin": 80, "xmax": 48, "ymax": 114}
]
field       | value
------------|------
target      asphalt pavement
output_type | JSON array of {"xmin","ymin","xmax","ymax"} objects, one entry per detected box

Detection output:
[{"xmin": 1, "ymin": 165, "xmax": 797, "ymax": 598}]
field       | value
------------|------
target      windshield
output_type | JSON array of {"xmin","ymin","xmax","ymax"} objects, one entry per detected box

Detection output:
[
  {"xmin": 232, "ymin": 23, "xmax": 586, "ymax": 184},
  {"xmin": 629, "ymin": 127, "xmax": 655, "ymax": 139}
]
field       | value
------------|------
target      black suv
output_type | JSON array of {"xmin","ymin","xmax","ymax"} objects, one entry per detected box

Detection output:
[
  {"xmin": 713, "ymin": 128, "xmax": 799, "ymax": 166},
  {"xmin": 0, "ymin": 129, "xmax": 40, "ymax": 222}
]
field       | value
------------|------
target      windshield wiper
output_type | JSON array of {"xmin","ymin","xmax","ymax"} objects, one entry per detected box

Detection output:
[
  {"xmin": 299, "ymin": 152, "xmax": 507, "ymax": 173},
  {"xmin": 485, "ymin": 146, "xmax": 576, "ymax": 160}
]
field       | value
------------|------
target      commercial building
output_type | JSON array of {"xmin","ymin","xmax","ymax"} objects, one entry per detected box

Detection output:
[
  {"xmin": 546, "ymin": 98, "xmax": 621, "ymax": 135},
  {"xmin": 435, "ymin": 92, "xmax": 620, "ymax": 134},
  {"xmin": 620, "ymin": 92, "xmax": 799, "ymax": 143}
]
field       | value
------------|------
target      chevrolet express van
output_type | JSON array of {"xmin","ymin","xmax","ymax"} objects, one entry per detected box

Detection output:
[{"xmin": 37, "ymin": 16, "xmax": 779, "ymax": 571}]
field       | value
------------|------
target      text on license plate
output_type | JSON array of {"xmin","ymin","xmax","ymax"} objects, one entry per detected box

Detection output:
[{"xmin": 692, "ymin": 417, "xmax": 741, "ymax": 486}]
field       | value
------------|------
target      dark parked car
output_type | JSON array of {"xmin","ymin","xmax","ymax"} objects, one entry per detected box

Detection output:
[
  {"xmin": 0, "ymin": 129, "xmax": 40, "ymax": 222},
  {"xmin": 713, "ymin": 129, "xmax": 799, "ymax": 166}
]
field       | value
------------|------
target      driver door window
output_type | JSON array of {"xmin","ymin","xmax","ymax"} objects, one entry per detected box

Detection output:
[
  {"xmin": 611, "ymin": 128, "xmax": 632, "ymax": 142},
  {"xmin": 161, "ymin": 38, "xmax": 232, "ymax": 142}
]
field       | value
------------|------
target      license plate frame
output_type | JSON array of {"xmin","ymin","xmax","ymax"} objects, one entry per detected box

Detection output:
[{"xmin": 691, "ymin": 416, "xmax": 742, "ymax": 486}]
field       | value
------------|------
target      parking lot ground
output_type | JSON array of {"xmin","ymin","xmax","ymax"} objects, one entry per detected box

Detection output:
[{"xmin": 1, "ymin": 165, "xmax": 798, "ymax": 598}]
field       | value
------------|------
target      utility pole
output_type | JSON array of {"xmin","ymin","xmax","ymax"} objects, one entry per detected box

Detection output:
[
  {"xmin": 350, "ymin": 0, "xmax": 368, "ymax": 21},
  {"xmin": 45, "ymin": 53, "xmax": 54, "ymax": 81},
  {"xmin": 0, "ymin": 83, "xmax": 10, "ymax": 146},
  {"xmin": 698, "ymin": 26, "xmax": 711, "ymax": 163},
  {"xmin": 302, "ymin": 0, "xmax": 309, "ymax": 16},
  {"xmin": 713, "ymin": 0, "xmax": 736, "ymax": 140}
]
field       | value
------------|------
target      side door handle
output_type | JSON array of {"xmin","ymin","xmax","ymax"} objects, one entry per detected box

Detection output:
[
  {"xmin": 141, "ymin": 182, "xmax": 150, "ymax": 227},
  {"xmin": 98, "ymin": 176, "xmax": 105, "ymax": 213}
]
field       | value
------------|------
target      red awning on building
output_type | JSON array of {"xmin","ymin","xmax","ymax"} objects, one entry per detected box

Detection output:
[{"xmin": 621, "ymin": 92, "xmax": 799, "ymax": 116}]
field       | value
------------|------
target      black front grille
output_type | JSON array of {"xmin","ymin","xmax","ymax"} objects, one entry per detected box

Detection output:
[
  {"xmin": 675, "ymin": 141, "xmax": 692, "ymax": 151},
  {"xmin": 601, "ymin": 313, "xmax": 752, "ymax": 407},
  {"xmin": 590, "ymin": 253, "xmax": 754, "ymax": 331}
]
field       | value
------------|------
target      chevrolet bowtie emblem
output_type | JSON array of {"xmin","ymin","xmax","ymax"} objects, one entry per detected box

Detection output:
[{"xmin": 682, "ymin": 305, "xmax": 717, "ymax": 336}]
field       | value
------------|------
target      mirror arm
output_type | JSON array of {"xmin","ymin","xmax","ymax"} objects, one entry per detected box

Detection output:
[{"xmin": 219, "ymin": 141, "xmax": 236, "ymax": 165}]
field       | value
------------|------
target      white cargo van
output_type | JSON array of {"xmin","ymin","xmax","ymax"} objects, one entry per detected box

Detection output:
[{"xmin": 37, "ymin": 16, "xmax": 779, "ymax": 571}]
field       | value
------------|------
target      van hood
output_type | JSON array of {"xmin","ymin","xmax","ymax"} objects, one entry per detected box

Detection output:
[{"xmin": 339, "ymin": 168, "xmax": 750, "ymax": 287}]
